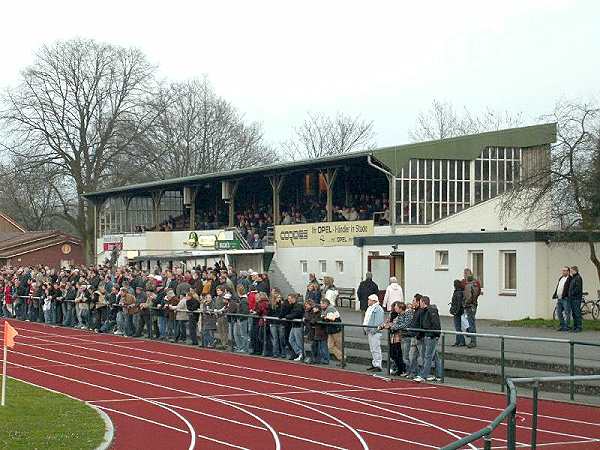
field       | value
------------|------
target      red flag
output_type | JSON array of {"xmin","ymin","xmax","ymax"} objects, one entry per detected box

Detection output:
[{"xmin": 3, "ymin": 322, "xmax": 18, "ymax": 348}]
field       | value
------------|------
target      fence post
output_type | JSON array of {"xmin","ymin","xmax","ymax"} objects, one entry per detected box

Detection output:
[
  {"xmin": 441, "ymin": 333, "xmax": 445, "ymax": 383},
  {"xmin": 501, "ymin": 336, "xmax": 505, "ymax": 392},
  {"xmin": 483, "ymin": 434, "xmax": 492, "ymax": 450},
  {"xmin": 531, "ymin": 381, "xmax": 539, "ymax": 450},
  {"xmin": 263, "ymin": 317, "xmax": 268, "ymax": 357},
  {"xmin": 229, "ymin": 315, "xmax": 235, "ymax": 352},
  {"xmin": 149, "ymin": 306, "xmax": 154, "ymax": 339},
  {"xmin": 341, "ymin": 324, "xmax": 346, "ymax": 368},
  {"xmin": 387, "ymin": 329, "xmax": 392, "ymax": 376},
  {"xmin": 507, "ymin": 388, "xmax": 517, "ymax": 450},
  {"xmin": 569, "ymin": 342, "xmax": 575, "ymax": 401}
]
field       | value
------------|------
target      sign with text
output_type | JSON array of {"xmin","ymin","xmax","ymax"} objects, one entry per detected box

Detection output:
[{"xmin": 275, "ymin": 220, "xmax": 374, "ymax": 248}]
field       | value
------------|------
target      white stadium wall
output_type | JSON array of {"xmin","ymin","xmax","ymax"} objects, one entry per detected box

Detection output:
[{"xmin": 359, "ymin": 241, "xmax": 539, "ymax": 321}]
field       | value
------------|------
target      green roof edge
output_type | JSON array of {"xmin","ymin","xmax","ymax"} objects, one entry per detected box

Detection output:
[{"xmin": 83, "ymin": 122, "xmax": 556, "ymax": 200}]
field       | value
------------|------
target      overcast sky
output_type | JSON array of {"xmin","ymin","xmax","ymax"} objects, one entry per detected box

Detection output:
[{"xmin": 1, "ymin": 0, "xmax": 599, "ymax": 148}]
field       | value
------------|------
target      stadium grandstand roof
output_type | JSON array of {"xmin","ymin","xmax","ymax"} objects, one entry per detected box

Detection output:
[{"xmin": 82, "ymin": 122, "xmax": 556, "ymax": 201}]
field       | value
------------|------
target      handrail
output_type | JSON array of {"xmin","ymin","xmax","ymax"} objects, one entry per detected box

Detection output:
[
  {"xmin": 441, "ymin": 378, "xmax": 517, "ymax": 450},
  {"xmin": 441, "ymin": 375, "xmax": 600, "ymax": 450}
]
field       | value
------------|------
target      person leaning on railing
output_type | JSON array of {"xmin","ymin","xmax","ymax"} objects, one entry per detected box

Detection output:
[
  {"xmin": 286, "ymin": 293, "xmax": 305, "ymax": 361},
  {"xmin": 320, "ymin": 298, "xmax": 343, "ymax": 365}
]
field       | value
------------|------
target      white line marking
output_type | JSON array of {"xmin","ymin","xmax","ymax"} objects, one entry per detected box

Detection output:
[{"xmin": 11, "ymin": 323, "xmax": 600, "ymax": 446}]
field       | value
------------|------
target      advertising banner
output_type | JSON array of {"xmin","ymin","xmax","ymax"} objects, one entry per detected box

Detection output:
[{"xmin": 275, "ymin": 220, "xmax": 373, "ymax": 248}]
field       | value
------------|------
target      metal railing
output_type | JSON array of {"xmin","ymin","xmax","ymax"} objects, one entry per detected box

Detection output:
[
  {"xmin": 2, "ymin": 295, "xmax": 599, "ymax": 399},
  {"xmin": 441, "ymin": 374, "xmax": 600, "ymax": 450},
  {"xmin": 405, "ymin": 326, "xmax": 600, "ymax": 400}
]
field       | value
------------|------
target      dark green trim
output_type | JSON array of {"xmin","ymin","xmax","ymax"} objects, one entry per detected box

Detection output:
[
  {"xmin": 82, "ymin": 123, "xmax": 556, "ymax": 200},
  {"xmin": 354, "ymin": 230, "xmax": 600, "ymax": 246}
]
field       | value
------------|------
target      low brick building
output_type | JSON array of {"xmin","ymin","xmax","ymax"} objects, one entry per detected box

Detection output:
[{"xmin": 0, "ymin": 213, "xmax": 84, "ymax": 268}]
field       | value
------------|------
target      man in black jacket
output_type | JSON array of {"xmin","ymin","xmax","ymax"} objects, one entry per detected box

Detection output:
[
  {"xmin": 285, "ymin": 293, "xmax": 305, "ymax": 361},
  {"xmin": 552, "ymin": 267, "xmax": 572, "ymax": 331},
  {"xmin": 414, "ymin": 296, "xmax": 442, "ymax": 382},
  {"xmin": 568, "ymin": 266, "xmax": 584, "ymax": 333},
  {"xmin": 357, "ymin": 272, "xmax": 379, "ymax": 316}
]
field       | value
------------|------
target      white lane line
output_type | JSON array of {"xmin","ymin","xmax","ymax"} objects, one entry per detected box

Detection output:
[
  {"xmin": 7, "ymin": 360, "xmax": 198, "ymax": 450},
  {"xmin": 98, "ymin": 405, "xmax": 250, "ymax": 450},
  {"xmin": 13, "ymin": 337, "xmax": 362, "ymax": 450},
  {"xmin": 15, "ymin": 324, "xmax": 599, "ymax": 445}
]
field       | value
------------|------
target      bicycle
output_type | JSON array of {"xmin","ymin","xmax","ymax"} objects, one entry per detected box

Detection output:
[{"xmin": 553, "ymin": 291, "xmax": 600, "ymax": 321}]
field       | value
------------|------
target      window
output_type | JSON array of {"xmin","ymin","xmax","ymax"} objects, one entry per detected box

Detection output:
[
  {"xmin": 336, "ymin": 260, "xmax": 344, "ymax": 273},
  {"xmin": 300, "ymin": 260, "xmax": 308, "ymax": 274},
  {"xmin": 435, "ymin": 250, "xmax": 449, "ymax": 270},
  {"xmin": 501, "ymin": 251, "xmax": 517, "ymax": 292},
  {"xmin": 469, "ymin": 251, "xmax": 484, "ymax": 288},
  {"xmin": 319, "ymin": 260, "xmax": 327, "ymax": 274}
]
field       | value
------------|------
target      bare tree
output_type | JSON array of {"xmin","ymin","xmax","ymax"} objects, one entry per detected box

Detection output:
[
  {"xmin": 0, "ymin": 38, "xmax": 161, "ymax": 261},
  {"xmin": 0, "ymin": 156, "xmax": 70, "ymax": 231},
  {"xmin": 284, "ymin": 112, "xmax": 375, "ymax": 160},
  {"xmin": 499, "ymin": 100, "xmax": 600, "ymax": 283},
  {"xmin": 132, "ymin": 78, "xmax": 277, "ymax": 180},
  {"xmin": 409, "ymin": 100, "xmax": 524, "ymax": 141}
]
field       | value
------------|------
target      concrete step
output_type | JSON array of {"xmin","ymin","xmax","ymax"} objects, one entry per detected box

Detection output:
[
  {"xmin": 338, "ymin": 345, "xmax": 600, "ymax": 396},
  {"xmin": 343, "ymin": 337, "xmax": 600, "ymax": 375}
]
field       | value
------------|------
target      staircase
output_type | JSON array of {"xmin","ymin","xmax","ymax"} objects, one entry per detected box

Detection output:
[{"xmin": 267, "ymin": 257, "xmax": 295, "ymax": 298}]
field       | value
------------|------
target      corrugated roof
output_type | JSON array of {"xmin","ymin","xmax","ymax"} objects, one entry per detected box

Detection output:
[{"xmin": 82, "ymin": 122, "xmax": 556, "ymax": 201}]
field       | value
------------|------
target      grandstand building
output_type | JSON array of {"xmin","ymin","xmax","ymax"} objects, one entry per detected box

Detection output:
[{"xmin": 82, "ymin": 123, "xmax": 600, "ymax": 320}]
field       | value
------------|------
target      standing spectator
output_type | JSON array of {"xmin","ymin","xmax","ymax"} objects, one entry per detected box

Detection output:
[
  {"xmin": 357, "ymin": 272, "xmax": 379, "ymax": 317},
  {"xmin": 286, "ymin": 293, "xmax": 305, "ymax": 361},
  {"xmin": 201, "ymin": 295, "xmax": 217, "ymax": 347},
  {"xmin": 569, "ymin": 266, "xmax": 584, "ymax": 333},
  {"xmin": 309, "ymin": 301, "xmax": 329, "ymax": 365},
  {"xmin": 322, "ymin": 276, "xmax": 338, "ymax": 307},
  {"xmin": 321, "ymin": 298, "xmax": 343, "ymax": 363},
  {"xmin": 306, "ymin": 283, "xmax": 321, "ymax": 305},
  {"xmin": 414, "ymin": 296, "xmax": 442, "ymax": 382},
  {"xmin": 463, "ymin": 275, "xmax": 481, "ymax": 348},
  {"xmin": 363, "ymin": 294, "xmax": 384, "ymax": 372},
  {"xmin": 306, "ymin": 273, "xmax": 320, "ymax": 297},
  {"xmin": 450, "ymin": 280, "xmax": 466, "ymax": 346},
  {"xmin": 383, "ymin": 277, "xmax": 404, "ymax": 312},
  {"xmin": 552, "ymin": 267, "xmax": 572, "ymax": 331},
  {"xmin": 407, "ymin": 294, "xmax": 424, "ymax": 378},
  {"xmin": 382, "ymin": 302, "xmax": 409, "ymax": 375},
  {"xmin": 186, "ymin": 291, "xmax": 201, "ymax": 345},
  {"xmin": 171, "ymin": 294, "xmax": 188, "ymax": 343},
  {"xmin": 268, "ymin": 291, "xmax": 286, "ymax": 358},
  {"xmin": 234, "ymin": 286, "xmax": 250, "ymax": 353}
]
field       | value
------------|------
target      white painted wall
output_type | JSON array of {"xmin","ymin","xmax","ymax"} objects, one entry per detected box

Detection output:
[
  {"xmin": 272, "ymin": 245, "xmax": 361, "ymax": 294},
  {"xmin": 359, "ymin": 241, "xmax": 539, "ymax": 320}
]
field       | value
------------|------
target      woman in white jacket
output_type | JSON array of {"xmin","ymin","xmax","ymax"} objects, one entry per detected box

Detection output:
[{"xmin": 383, "ymin": 277, "xmax": 404, "ymax": 312}]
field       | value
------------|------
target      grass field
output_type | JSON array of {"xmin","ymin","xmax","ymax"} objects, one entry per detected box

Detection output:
[
  {"xmin": 0, "ymin": 377, "xmax": 106, "ymax": 450},
  {"xmin": 505, "ymin": 318, "xmax": 600, "ymax": 331}
]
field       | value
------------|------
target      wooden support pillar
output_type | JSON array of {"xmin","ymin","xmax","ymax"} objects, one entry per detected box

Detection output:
[
  {"xmin": 189, "ymin": 189, "xmax": 198, "ymax": 230},
  {"xmin": 322, "ymin": 168, "xmax": 338, "ymax": 222},
  {"xmin": 268, "ymin": 175, "xmax": 285, "ymax": 225},
  {"xmin": 122, "ymin": 195, "xmax": 133, "ymax": 233},
  {"xmin": 151, "ymin": 190, "xmax": 163, "ymax": 229},
  {"xmin": 227, "ymin": 181, "xmax": 239, "ymax": 228}
]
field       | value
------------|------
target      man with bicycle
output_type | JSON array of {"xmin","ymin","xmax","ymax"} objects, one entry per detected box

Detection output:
[{"xmin": 552, "ymin": 266, "xmax": 572, "ymax": 332}]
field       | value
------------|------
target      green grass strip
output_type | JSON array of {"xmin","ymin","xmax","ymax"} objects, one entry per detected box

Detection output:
[{"xmin": 0, "ymin": 377, "xmax": 106, "ymax": 450}]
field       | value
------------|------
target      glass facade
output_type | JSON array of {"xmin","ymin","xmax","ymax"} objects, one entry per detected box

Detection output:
[{"xmin": 396, "ymin": 146, "xmax": 523, "ymax": 225}]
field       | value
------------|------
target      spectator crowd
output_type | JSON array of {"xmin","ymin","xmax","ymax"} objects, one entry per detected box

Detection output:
[{"xmin": 0, "ymin": 260, "xmax": 464, "ymax": 384}]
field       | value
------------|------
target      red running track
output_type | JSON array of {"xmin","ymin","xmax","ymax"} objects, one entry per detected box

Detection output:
[{"xmin": 2, "ymin": 319, "xmax": 600, "ymax": 450}]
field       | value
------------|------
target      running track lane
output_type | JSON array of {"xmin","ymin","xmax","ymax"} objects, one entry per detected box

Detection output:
[{"xmin": 2, "ymin": 319, "xmax": 600, "ymax": 450}]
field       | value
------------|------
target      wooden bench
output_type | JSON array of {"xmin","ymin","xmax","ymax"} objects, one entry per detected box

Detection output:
[{"xmin": 336, "ymin": 287, "xmax": 357, "ymax": 309}]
